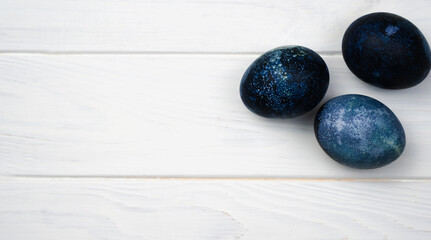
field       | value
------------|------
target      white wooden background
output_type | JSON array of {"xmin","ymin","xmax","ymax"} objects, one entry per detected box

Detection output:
[{"xmin": 0, "ymin": 0, "xmax": 430, "ymax": 239}]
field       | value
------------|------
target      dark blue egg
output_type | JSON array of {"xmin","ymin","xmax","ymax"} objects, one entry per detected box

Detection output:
[
  {"xmin": 240, "ymin": 46, "xmax": 329, "ymax": 118},
  {"xmin": 314, "ymin": 94, "xmax": 406, "ymax": 169},
  {"xmin": 342, "ymin": 12, "xmax": 431, "ymax": 89}
]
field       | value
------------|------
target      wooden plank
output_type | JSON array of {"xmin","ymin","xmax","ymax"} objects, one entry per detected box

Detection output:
[
  {"xmin": 0, "ymin": 0, "xmax": 430, "ymax": 52},
  {"xmin": 0, "ymin": 54, "xmax": 430, "ymax": 178},
  {"xmin": 0, "ymin": 178, "xmax": 430, "ymax": 239}
]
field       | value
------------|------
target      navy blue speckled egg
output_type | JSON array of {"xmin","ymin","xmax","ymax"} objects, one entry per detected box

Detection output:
[
  {"xmin": 342, "ymin": 12, "xmax": 431, "ymax": 89},
  {"xmin": 314, "ymin": 94, "xmax": 406, "ymax": 169},
  {"xmin": 240, "ymin": 46, "xmax": 329, "ymax": 118}
]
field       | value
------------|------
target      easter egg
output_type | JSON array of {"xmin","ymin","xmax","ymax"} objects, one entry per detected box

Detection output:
[
  {"xmin": 240, "ymin": 46, "xmax": 329, "ymax": 118},
  {"xmin": 314, "ymin": 94, "xmax": 406, "ymax": 169},
  {"xmin": 342, "ymin": 12, "xmax": 431, "ymax": 89}
]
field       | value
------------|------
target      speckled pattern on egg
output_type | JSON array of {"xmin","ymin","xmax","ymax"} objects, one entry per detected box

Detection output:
[
  {"xmin": 342, "ymin": 12, "xmax": 431, "ymax": 89},
  {"xmin": 240, "ymin": 46, "xmax": 329, "ymax": 118},
  {"xmin": 314, "ymin": 94, "xmax": 406, "ymax": 169}
]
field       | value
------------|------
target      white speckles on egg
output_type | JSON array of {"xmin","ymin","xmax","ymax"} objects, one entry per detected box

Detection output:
[
  {"xmin": 334, "ymin": 109, "xmax": 346, "ymax": 132},
  {"xmin": 385, "ymin": 25, "xmax": 400, "ymax": 36},
  {"xmin": 240, "ymin": 46, "xmax": 329, "ymax": 118},
  {"xmin": 314, "ymin": 94, "xmax": 406, "ymax": 169}
]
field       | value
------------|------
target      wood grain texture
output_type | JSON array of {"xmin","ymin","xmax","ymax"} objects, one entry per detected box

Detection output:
[
  {"xmin": 0, "ymin": 178, "xmax": 430, "ymax": 240},
  {"xmin": 1, "ymin": 1, "xmax": 431, "ymax": 238},
  {"xmin": 0, "ymin": 0, "xmax": 430, "ymax": 53},
  {"xmin": 0, "ymin": 54, "xmax": 429, "ymax": 178}
]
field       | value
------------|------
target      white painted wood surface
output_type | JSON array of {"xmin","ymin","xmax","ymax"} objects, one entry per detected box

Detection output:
[
  {"xmin": 1, "ymin": 178, "xmax": 431, "ymax": 240},
  {"xmin": 0, "ymin": 54, "xmax": 430, "ymax": 178},
  {"xmin": 0, "ymin": 0, "xmax": 431, "ymax": 53},
  {"xmin": 1, "ymin": 0, "xmax": 431, "ymax": 239}
]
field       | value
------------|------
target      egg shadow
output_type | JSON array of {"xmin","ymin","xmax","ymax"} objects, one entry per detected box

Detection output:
[
  {"xmin": 270, "ymin": 93, "xmax": 337, "ymax": 130},
  {"xmin": 253, "ymin": 92, "xmax": 343, "ymax": 174}
]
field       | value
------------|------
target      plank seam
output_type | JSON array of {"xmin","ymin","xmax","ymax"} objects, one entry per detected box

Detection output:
[
  {"xmin": 3, "ymin": 175, "xmax": 431, "ymax": 182},
  {"xmin": 0, "ymin": 50, "xmax": 342, "ymax": 56}
]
